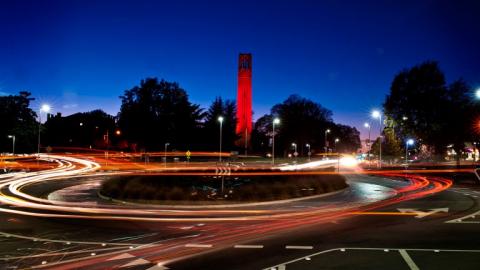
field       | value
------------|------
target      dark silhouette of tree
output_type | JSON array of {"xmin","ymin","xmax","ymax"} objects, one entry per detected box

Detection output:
[
  {"xmin": 44, "ymin": 110, "xmax": 116, "ymax": 149},
  {"xmin": 0, "ymin": 92, "xmax": 37, "ymax": 153},
  {"xmin": 202, "ymin": 97, "xmax": 238, "ymax": 151},
  {"xmin": 384, "ymin": 61, "xmax": 478, "ymax": 156},
  {"xmin": 117, "ymin": 78, "xmax": 205, "ymax": 151},
  {"xmin": 331, "ymin": 124, "xmax": 361, "ymax": 153},
  {"xmin": 384, "ymin": 61, "xmax": 448, "ymax": 152},
  {"xmin": 371, "ymin": 126, "xmax": 404, "ymax": 162},
  {"xmin": 252, "ymin": 95, "xmax": 360, "ymax": 156}
]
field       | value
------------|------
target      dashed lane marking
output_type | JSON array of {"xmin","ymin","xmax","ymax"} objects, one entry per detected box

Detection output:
[
  {"xmin": 184, "ymin": 244, "xmax": 212, "ymax": 248},
  {"xmin": 285, "ymin": 245, "xmax": 313, "ymax": 250},
  {"xmin": 234, "ymin": 244, "xmax": 264, "ymax": 249}
]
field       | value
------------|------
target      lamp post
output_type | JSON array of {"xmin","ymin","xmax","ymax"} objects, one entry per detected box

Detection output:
[
  {"xmin": 164, "ymin": 142, "xmax": 170, "ymax": 165},
  {"xmin": 291, "ymin": 142, "xmax": 297, "ymax": 161},
  {"xmin": 218, "ymin": 116, "xmax": 224, "ymax": 162},
  {"xmin": 364, "ymin": 122, "xmax": 371, "ymax": 166},
  {"xmin": 7, "ymin": 135, "xmax": 15, "ymax": 155},
  {"xmin": 371, "ymin": 110, "xmax": 382, "ymax": 168},
  {"xmin": 334, "ymin": 138, "xmax": 340, "ymax": 152},
  {"xmin": 324, "ymin": 129, "xmax": 331, "ymax": 154},
  {"xmin": 405, "ymin": 139, "xmax": 414, "ymax": 168},
  {"xmin": 272, "ymin": 118, "xmax": 280, "ymax": 164},
  {"xmin": 306, "ymin": 143, "xmax": 311, "ymax": 161},
  {"xmin": 37, "ymin": 104, "xmax": 50, "ymax": 157}
]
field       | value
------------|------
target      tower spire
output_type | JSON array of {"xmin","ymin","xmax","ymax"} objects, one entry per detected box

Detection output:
[{"xmin": 235, "ymin": 53, "xmax": 252, "ymax": 154}]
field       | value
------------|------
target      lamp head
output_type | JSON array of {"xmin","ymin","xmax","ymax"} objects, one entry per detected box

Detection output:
[{"xmin": 40, "ymin": 104, "xmax": 51, "ymax": 113}]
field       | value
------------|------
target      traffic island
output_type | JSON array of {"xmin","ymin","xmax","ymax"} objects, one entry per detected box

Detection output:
[{"xmin": 99, "ymin": 173, "xmax": 348, "ymax": 205}]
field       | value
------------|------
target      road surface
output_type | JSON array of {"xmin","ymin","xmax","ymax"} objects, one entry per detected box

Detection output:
[{"xmin": 0, "ymin": 155, "xmax": 478, "ymax": 269}]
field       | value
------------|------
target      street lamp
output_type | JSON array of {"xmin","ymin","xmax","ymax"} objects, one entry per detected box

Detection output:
[
  {"xmin": 37, "ymin": 104, "xmax": 51, "ymax": 156},
  {"xmin": 371, "ymin": 109, "xmax": 382, "ymax": 168},
  {"xmin": 306, "ymin": 143, "xmax": 311, "ymax": 161},
  {"xmin": 475, "ymin": 88, "xmax": 480, "ymax": 99},
  {"xmin": 164, "ymin": 142, "xmax": 170, "ymax": 165},
  {"xmin": 405, "ymin": 139, "xmax": 414, "ymax": 167},
  {"xmin": 364, "ymin": 122, "xmax": 371, "ymax": 163},
  {"xmin": 218, "ymin": 116, "xmax": 224, "ymax": 162},
  {"xmin": 334, "ymin": 138, "xmax": 340, "ymax": 152},
  {"xmin": 272, "ymin": 117, "xmax": 280, "ymax": 164},
  {"xmin": 324, "ymin": 129, "xmax": 331, "ymax": 154},
  {"xmin": 291, "ymin": 142, "xmax": 297, "ymax": 161},
  {"xmin": 7, "ymin": 135, "xmax": 15, "ymax": 155}
]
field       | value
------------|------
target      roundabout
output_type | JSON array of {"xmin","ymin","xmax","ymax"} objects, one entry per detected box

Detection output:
[{"xmin": 0, "ymin": 155, "xmax": 454, "ymax": 269}]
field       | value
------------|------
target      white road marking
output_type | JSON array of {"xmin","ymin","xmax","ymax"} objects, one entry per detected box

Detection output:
[
  {"xmin": 107, "ymin": 253, "xmax": 135, "ymax": 261},
  {"xmin": 120, "ymin": 258, "xmax": 151, "ymax": 267},
  {"xmin": 185, "ymin": 244, "xmax": 212, "ymax": 248},
  {"xmin": 146, "ymin": 265, "xmax": 170, "ymax": 270},
  {"xmin": 285, "ymin": 245, "xmax": 313, "ymax": 250},
  {"xmin": 234, "ymin": 244, "xmax": 264, "ymax": 249},
  {"xmin": 397, "ymin": 208, "xmax": 449, "ymax": 218},
  {"xmin": 446, "ymin": 209, "xmax": 480, "ymax": 224},
  {"xmin": 399, "ymin": 249, "xmax": 419, "ymax": 270},
  {"xmin": 263, "ymin": 247, "xmax": 480, "ymax": 270}
]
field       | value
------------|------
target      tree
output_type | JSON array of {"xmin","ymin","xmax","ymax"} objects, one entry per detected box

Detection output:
[
  {"xmin": 0, "ymin": 92, "xmax": 38, "ymax": 153},
  {"xmin": 44, "ymin": 110, "xmax": 116, "ymax": 149},
  {"xmin": 384, "ymin": 61, "xmax": 479, "ymax": 157},
  {"xmin": 384, "ymin": 61, "xmax": 448, "ymax": 151},
  {"xmin": 331, "ymin": 124, "xmax": 361, "ymax": 153},
  {"xmin": 202, "ymin": 97, "xmax": 238, "ymax": 151},
  {"xmin": 444, "ymin": 79, "xmax": 478, "ymax": 159},
  {"xmin": 117, "ymin": 78, "xmax": 205, "ymax": 151},
  {"xmin": 371, "ymin": 129, "xmax": 404, "ymax": 162},
  {"xmin": 251, "ymin": 95, "xmax": 360, "ymax": 156}
]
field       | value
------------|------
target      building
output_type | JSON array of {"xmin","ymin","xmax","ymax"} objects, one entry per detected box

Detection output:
[{"xmin": 236, "ymin": 53, "xmax": 253, "ymax": 153}]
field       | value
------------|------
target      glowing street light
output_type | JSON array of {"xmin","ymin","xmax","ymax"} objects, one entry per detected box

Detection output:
[
  {"xmin": 291, "ymin": 142, "xmax": 297, "ymax": 160},
  {"xmin": 272, "ymin": 117, "xmax": 280, "ymax": 164},
  {"xmin": 475, "ymin": 88, "xmax": 480, "ymax": 99},
  {"xmin": 164, "ymin": 142, "xmax": 170, "ymax": 165},
  {"xmin": 7, "ymin": 135, "xmax": 15, "ymax": 155},
  {"xmin": 364, "ymin": 122, "xmax": 371, "ymax": 162},
  {"xmin": 37, "ymin": 104, "xmax": 51, "ymax": 156},
  {"xmin": 306, "ymin": 143, "xmax": 311, "ymax": 161},
  {"xmin": 371, "ymin": 109, "xmax": 383, "ymax": 168},
  {"xmin": 334, "ymin": 138, "xmax": 340, "ymax": 152},
  {"xmin": 405, "ymin": 138, "xmax": 415, "ymax": 167},
  {"xmin": 325, "ymin": 129, "xmax": 331, "ymax": 154},
  {"xmin": 218, "ymin": 116, "xmax": 224, "ymax": 162}
]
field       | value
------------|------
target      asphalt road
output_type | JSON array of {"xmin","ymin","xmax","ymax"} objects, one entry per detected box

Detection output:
[
  {"xmin": 170, "ymin": 184, "xmax": 480, "ymax": 270},
  {"xmin": 0, "ymin": 155, "xmax": 479, "ymax": 269}
]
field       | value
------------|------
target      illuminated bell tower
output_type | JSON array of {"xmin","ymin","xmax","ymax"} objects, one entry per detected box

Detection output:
[{"xmin": 236, "ymin": 53, "xmax": 253, "ymax": 153}]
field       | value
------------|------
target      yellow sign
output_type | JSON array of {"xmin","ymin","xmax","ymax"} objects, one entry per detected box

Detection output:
[{"xmin": 186, "ymin": 150, "xmax": 191, "ymax": 158}]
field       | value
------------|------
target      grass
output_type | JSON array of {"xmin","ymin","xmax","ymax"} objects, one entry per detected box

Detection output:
[{"xmin": 100, "ymin": 173, "xmax": 348, "ymax": 203}]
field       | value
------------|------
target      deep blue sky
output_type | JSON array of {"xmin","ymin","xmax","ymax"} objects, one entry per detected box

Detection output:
[{"xmin": 1, "ymin": 0, "xmax": 479, "ymax": 139}]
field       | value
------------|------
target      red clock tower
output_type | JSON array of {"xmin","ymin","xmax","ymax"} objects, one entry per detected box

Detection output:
[{"xmin": 236, "ymin": 53, "xmax": 253, "ymax": 153}]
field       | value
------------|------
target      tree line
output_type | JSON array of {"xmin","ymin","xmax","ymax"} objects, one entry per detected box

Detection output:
[
  {"xmin": 372, "ymin": 61, "xmax": 479, "ymax": 161},
  {"xmin": 1, "ymin": 77, "xmax": 362, "ymax": 155}
]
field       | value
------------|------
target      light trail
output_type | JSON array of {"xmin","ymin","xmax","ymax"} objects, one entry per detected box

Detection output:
[{"xmin": 0, "ymin": 154, "xmax": 454, "ymax": 269}]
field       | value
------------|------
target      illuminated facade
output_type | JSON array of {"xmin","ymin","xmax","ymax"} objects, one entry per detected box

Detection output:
[{"xmin": 236, "ymin": 53, "xmax": 253, "ymax": 151}]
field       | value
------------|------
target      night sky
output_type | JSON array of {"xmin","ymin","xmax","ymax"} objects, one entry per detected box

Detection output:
[{"xmin": 1, "ymin": 0, "xmax": 479, "ymax": 139}]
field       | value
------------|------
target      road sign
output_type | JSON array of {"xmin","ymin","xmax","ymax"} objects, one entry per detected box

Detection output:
[
  {"xmin": 186, "ymin": 150, "xmax": 191, "ymax": 160},
  {"xmin": 397, "ymin": 208, "xmax": 449, "ymax": 218},
  {"xmin": 215, "ymin": 166, "xmax": 231, "ymax": 176}
]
